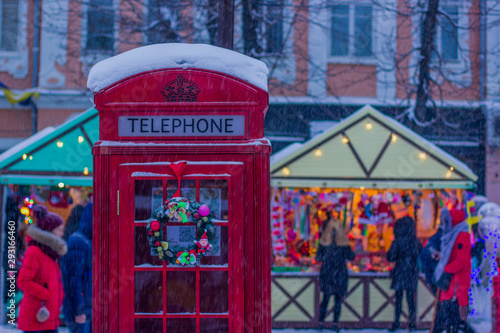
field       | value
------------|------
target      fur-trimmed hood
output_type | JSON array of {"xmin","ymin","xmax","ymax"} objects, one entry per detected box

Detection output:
[{"xmin": 27, "ymin": 224, "xmax": 67, "ymax": 256}]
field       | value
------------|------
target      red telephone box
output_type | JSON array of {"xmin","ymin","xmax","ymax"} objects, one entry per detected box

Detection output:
[{"xmin": 91, "ymin": 66, "xmax": 271, "ymax": 333}]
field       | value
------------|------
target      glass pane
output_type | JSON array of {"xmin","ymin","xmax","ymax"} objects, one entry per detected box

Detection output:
[
  {"xmin": 167, "ymin": 318, "xmax": 196, "ymax": 332},
  {"xmin": 200, "ymin": 271, "xmax": 228, "ymax": 313},
  {"xmin": 167, "ymin": 271, "xmax": 196, "ymax": 314},
  {"xmin": 135, "ymin": 271, "xmax": 163, "ymax": 314},
  {"xmin": 167, "ymin": 179, "xmax": 196, "ymax": 200},
  {"xmin": 200, "ymin": 226, "xmax": 228, "ymax": 266},
  {"xmin": 200, "ymin": 318, "xmax": 229, "ymax": 333},
  {"xmin": 199, "ymin": 179, "xmax": 228, "ymax": 221},
  {"xmin": 331, "ymin": 5, "xmax": 349, "ymax": 56},
  {"xmin": 441, "ymin": 6, "xmax": 458, "ymax": 60},
  {"xmin": 135, "ymin": 226, "xmax": 163, "ymax": 267},
  {"xmin": 135, "ymin": 318, "xmax": 162, "ymax": 333},
  {"xmin": 166, "ymin": 225, "xmax": 196, "ymax": 255},
  {"xmin": 266, "ymin": 0, "xmax": 283, "ymax": 53},
  {"xmin": 135, "ymin": 179, "xmax": 163, "ymax": 221},
  {"xmin": 0, "ymin": 0, "xmax": 19, "ymax": 51},
  {"xmin": 354, "ymin": 5, "xmax": 372, "ymax": 57}
]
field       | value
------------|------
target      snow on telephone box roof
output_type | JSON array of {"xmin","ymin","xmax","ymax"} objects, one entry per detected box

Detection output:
[{"xmin": 87, "ymin": 43, "xmax": 269, "ymax": 92}]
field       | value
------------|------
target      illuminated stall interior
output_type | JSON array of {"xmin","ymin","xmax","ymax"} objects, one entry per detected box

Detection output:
[{"xmin": 270, "ymin": 105, "xmax": 478, "ymax": 273}]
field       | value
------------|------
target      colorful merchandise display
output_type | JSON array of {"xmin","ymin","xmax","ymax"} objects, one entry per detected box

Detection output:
[{"xmin": 271, "ymin": 187, "xmax": 467, "ymax": 273}]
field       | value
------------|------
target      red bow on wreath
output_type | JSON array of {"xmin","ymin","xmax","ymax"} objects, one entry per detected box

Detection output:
[{"xmin": 169, "ymin": 161, "xmax": 187, "ymax": 198}]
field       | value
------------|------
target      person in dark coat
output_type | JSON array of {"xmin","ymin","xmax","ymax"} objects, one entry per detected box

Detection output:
[
  {"xmin": 62, "ymin": 204, "xmax": 84, "ymax": 241},
  {"xmin": 61, "ymin": 203, "xmax": 92, "ymax": 333},
  {"xmin": 316, "ymin": 217, "xmax": 355, "ymax": 331},
  {"xmin": 387, "ymin": 216, "xmax": 422, "ymax": 331}
]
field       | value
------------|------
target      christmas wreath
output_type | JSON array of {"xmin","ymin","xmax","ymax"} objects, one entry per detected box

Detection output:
[{"xmin": 147, "ymin": 196, "xmax": 216, "ymax": 265}]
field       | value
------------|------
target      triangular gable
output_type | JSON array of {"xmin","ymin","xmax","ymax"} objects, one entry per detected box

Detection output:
[
  {"xmin": 271, "ymin": 105, "xmax": 477, "ymax": 189},
  {"xmin": 0, "ymin": 108, "xmax": 98, "ymax": 186}
]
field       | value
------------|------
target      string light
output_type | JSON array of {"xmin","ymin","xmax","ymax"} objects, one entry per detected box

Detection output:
[
  {"xmin": 29, "ymin": 155, "xmax": 33, "ymax": 160},
  {"xmin": 391, "ymin": 134, "xmax": 397, "ymax": 142},
  {"xmin": 56, "ymin": 141, "xmax": 63, "ymax": 148},
  {"xmin": 58, "ymin": 182, "xmax": 65, "ymax": 188},
  {"xmin": 342, "ymin": 136, "xmax": 349, "ymax": 143},
  {"xmin": 83, "ymin": 167, "xmax": 89, "ymax": 175},
  {"xmin": 366, "ymin": 122, "xmax": 373, "ymax": 130},
  {"xmin": 78, "ymin": 136, "xmax": 84, "ymax": 143},
  {"xmin": 446, "ymin": 170, "xmax": 453, "ymax": 178},
  {"xmin": 20, "ymin": 197, "xmax": 34, "ymax": 224},
  {"xmin": 22, "ymin": 154, "xmax": 27, "ymax": 160},
  {"xmin": 282, "ymin": 167, "xmax": 290, "ymax": 176},
  {"xmin": 314, "ymin": 149, "xmax": 322, "ymax": 157},
  {"xmin": 419, "ymin": 152, "xmax": 427, "ymax": 160}
]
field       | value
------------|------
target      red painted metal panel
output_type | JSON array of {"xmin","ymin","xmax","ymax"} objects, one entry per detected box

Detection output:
[{"xmin": 93, "ymin": 67, "xmax": 270, "ymax": 333}]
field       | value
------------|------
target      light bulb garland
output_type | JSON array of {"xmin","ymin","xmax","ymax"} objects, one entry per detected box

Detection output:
[{"xmin": 20, "ymin": 197, "xmax": 34, "ymax": 224}]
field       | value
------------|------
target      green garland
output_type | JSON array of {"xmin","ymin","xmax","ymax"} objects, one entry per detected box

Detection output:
[{"xmin": 147, "ymin": 197, "xmax": 216, "ymax": 265}]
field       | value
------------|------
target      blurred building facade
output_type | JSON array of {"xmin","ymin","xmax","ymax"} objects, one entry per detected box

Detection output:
[{"xmin": 0, "ymin": 0, "xmax": 499, "ymax": 201}]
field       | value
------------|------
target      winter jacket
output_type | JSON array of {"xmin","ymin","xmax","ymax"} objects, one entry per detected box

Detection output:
[
  {"xmin": 62, "ymin": 204, "xmax": 84, "ymax": 241},
  {"xmin": 61, "ymin": 203, "xmax": 92, "ymax": 321},
  {"xmin": 387, "ymin": 217, "xmax": 423, "ymax": 290},
  {"xmin": 419, "ymin": 228, "xmax": 442, "ymax": 291},
  {"xmin": 317, "ymin": 244, "xmax": 355, "ymax": 296},
  {"xmin": 439, "ymin": 229, "xmax": 471, "ymax": 307},
  {"xmin": 17, "ymin": 228, "xmax": 66, "ymax": 331}
]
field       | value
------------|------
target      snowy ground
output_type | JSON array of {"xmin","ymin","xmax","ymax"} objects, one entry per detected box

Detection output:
[{"xmin": 0, "ymin": 322, "xmax": 492, "ymax": 333}]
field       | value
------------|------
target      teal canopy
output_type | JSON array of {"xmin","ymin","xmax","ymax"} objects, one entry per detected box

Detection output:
[{"xmin": 0, "ymin": 108, "xmax": 98, "ymax": 186}]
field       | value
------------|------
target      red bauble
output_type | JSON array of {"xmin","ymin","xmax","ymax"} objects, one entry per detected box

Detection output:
[
  {"xmin": 155, "ymin": 241, "xmax": 161, "ymax": 246},
  {"xmin": 150, "ymin": 220, "xmax": 161, "ymax": 231},
  {"xmin": 187, "ymin": 212, "xmax": 191, "ymax": 216},
  {"xmin": 194, "ymin": 213, "xmax": 200, "ymax": 219},
  {"xmin": 148, "ymin": 230, "xmax": 153, "ymax": 236}
]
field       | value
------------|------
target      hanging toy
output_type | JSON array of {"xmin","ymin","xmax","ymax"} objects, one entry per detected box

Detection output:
[
  {"xmin": 194, "ymin": 230, "xmax": 211, "ymax": 255},
  {"xmin": 198, "ymin": 205, "xmax": 210, "ymax": 217}
]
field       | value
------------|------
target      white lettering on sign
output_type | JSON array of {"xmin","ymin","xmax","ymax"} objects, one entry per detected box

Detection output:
[{"xmin": 118, "ymin": 115, "xmax": 245, "ymax": 137}]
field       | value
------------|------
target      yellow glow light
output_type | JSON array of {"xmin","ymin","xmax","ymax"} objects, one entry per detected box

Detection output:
[
  {"xmin": 78, "ymin": 136, "xmax": 84, "ymax": 143},
  {"xmin": 58, "ymin": 182, "xmax": 65, "ymax": 188},
  {"xmin": 342, "ymin": 136, "xmax": 349, "ymax": 143},
  {"xmin": 315, "ymin": 149, "xmax": 322, "ymax": 157},
  {"xmin": 360, "ymin": 186, "xmax": 365, "ymax": 190},
  {"xmin": 29, "ymin": 155, "xmax": 33, "ymax": 160},
  {"xmin": 366, "ymin": 122, "xmax": 373, "ymax": 130},
  {"xmin": 20, "ymin": 207, "xmax": 30, "ymax": 215},
  {"xmin": 282, "ymin": 167, "xmax": 290, "ymax": 176},
  {"xmin": 391, "ymin": 134, "xmax": 397, "ymax": 142},
  {"xmin": 83, "ymin": 167, "xmax": 89, "ymax": 175},
  {"xmin": 450, "ymin": 167, "xmax": 454, "ymax": 171},
  {"xmin": 419, "ymin": 152, "xmax": 427, "ymax": 160},
  {"xmin": 446, "ymin": 170, "xmax": 453, "ymax": 178},
  {"xmin": 56, "ymin": 141, "xmax": 63, "ymax": 148},
  {"xmin": 22, "ymin": 154, "xmax": 27, "ymax": 160}
]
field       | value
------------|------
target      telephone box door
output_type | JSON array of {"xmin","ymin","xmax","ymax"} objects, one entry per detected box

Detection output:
[{"xmin": 118, "ymin": 162, "xmax": 244, "ymax": 333}]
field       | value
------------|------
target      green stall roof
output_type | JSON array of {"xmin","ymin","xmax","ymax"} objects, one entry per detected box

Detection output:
[{"xmin": 0, "ymin": 108, "xmax": 98, "ymax": 186}]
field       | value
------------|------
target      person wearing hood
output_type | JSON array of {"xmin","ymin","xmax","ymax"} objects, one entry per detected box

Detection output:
[
  {"xmin": 316, "ymin": 214, "xmax": 355, "ymax": 331},
  {"xmin": 17, "ymin": 205, "xmax": 67, "ymax": 332},
  {"xmin": 433, "ymin": 209, "xmax": 474, "ymax": 333},
  {"xmin": 60, "ymin": 203, "xmax": 92, "ymax": 333},
  {"xmin": 387, "ymin": 216, "xmax": 422, "ymax": 331}
]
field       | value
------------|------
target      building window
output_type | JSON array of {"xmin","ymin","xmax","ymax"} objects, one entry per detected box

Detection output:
[
  {"xmin": 86, "ymin": 0, "xmax": 114, "ymax": 52},
  {"xmin": 265, "ymin": 0, "xmax": 284, "ymax": 54},
  {"xmin": 0, "ymin": 0, "xmax": 19, "ymax": 51},
  {"xmin": 331, "ymin": 4, "xmax": 373, "ymax": 58},
  {"xmin": 145, "ymin": 0, "xmax": 179, "ymax": 44},
  {"xmin": 439, "ymin": 5, "xmax": 458, "ymax": 61},
  {"xmin": 494, "ymin": 116, "xmax": 500, "ymax": 138}
]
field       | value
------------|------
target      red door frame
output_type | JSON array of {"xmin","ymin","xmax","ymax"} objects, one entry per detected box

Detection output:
[{"xmin": 118, "ymin": 162, "xmax": 244, "ymax": 333}]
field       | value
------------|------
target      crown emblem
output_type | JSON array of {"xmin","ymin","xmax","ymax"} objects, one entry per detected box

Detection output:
[{"xmin": 161, "ymin": 75, "xmax": 201, "ymax": 102}]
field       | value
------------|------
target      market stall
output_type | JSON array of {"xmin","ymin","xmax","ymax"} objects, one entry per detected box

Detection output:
[
  {"xmin": 269, "ymin": 105, "xmax": 478, "ymax": 329},
  {"xmin": 0, "ymin": 108, "xmax": 97, "ymax": 322}
]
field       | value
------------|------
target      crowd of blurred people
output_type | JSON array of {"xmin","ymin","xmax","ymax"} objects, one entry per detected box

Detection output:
[{"xmin": 316, "ymin": 207, "xmax": 480, "ymax": 333}]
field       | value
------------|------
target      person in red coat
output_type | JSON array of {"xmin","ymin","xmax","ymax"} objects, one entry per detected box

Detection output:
[
  {"xmin": 434, "ymin": 209, "xmax": 474, "ymax": 333},
  {"xmin": 17, "ymin": 205, "xmax": 67, "ymax": 333}
]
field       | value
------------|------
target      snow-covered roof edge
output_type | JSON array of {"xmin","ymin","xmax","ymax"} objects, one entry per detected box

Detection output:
[
  {"xmin": 270, "ymin": 105, "xmax": 478, "ymax": 182},
  {"xmin": 87, "ymin": 43, "xmax": 269, "ymax": 92},
  {"xmin": 0, "ymin": 108, "xmax": 98, "ymax": 170}
]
